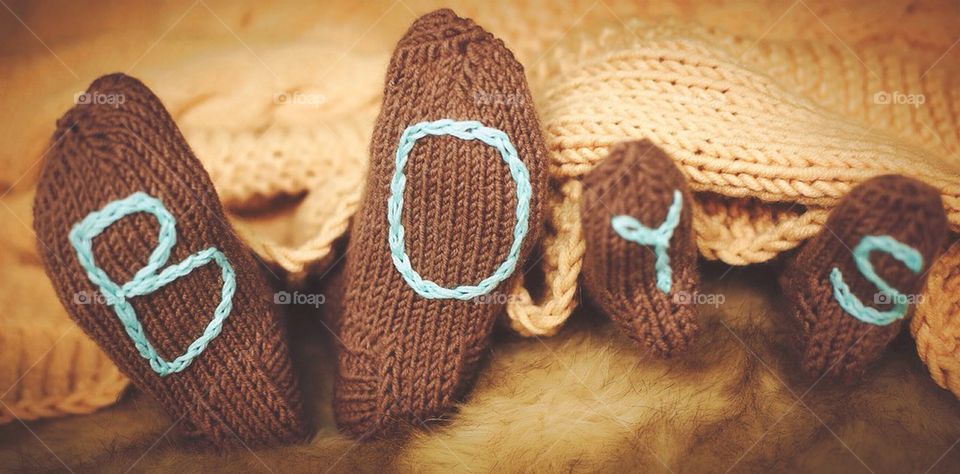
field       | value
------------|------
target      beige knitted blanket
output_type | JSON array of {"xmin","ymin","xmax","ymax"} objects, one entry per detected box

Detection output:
[{"xmin": 2, "ymin": 0, "xmax": 959, "ymax": 423}]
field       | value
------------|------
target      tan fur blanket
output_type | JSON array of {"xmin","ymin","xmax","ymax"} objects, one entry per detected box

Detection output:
[{"xmin": 3, "ymin": 264, "xmax": 960, "ymax": 472}]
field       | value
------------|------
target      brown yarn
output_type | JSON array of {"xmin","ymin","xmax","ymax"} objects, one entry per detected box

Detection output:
[
  {"xmin": 32, "ymin": 74, "xmax": 309, "ymax": 448},
  {"xmin": 333, "ymin": 9, "xmax": 546, "ymax": 438},
  {"xmin": 779, "ymin": 175, "xmax": 947, "ymax": 381},
  {"xmin": 580, "ymin": 140, "xmax": 700, "ymax": 357}
]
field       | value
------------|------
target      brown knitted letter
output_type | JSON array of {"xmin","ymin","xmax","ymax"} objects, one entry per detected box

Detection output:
[
  {"xmin": 334, "ymin": 9, "xmax": 547, "ymax": 438},
  {"xmin": 33, "ymin": 73, "xmax": 309, "ymax": 448},
  {"xmin": 780, "ymin": 175, "xmax": 947, "ymax": 380},
  {"xmin": 580, "ymin": 140, "xmax": 700, "ymax": 357}
]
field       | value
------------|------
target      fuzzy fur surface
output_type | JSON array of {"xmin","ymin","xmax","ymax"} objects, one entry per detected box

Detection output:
[{"xmin": 3, "ymin": 263, "xmax": 960, "ymax": 473}]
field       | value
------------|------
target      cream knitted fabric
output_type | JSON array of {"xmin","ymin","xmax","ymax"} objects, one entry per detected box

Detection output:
[
  {"xmin": 0, "ymin": 191, "xmax": 128, "ymax": 424},
  {"xmin": 912, "ymin": 240, "xmax": 960, "ymax": 398},
  {"xmin": 186, "ymin": 123, "xmax": 371, "ymax": 277},
  {"xmin": 159, "ymin": 41, "xmax": 384, "ymax": 278},
  {"xmin": 507, "ymin": 19, "xmax": 960, "ymax": 336},
  {"xmin": 1, "ymin": 321, "xmax": 127, "ymax": 423},
  {"xmin": 0, "ymin": 322, "xmax": 127, "ymax": 423}
]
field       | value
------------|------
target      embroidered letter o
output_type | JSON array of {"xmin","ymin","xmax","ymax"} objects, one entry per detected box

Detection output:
[{"xmin": 387, "ymin": 119, "xmax": 532, "ymax": 301}]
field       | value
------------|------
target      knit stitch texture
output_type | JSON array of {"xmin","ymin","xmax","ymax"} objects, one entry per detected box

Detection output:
[
  {"xmin": 334, "ymin": 9, "xmax": 546, "ymax": 438},
  {"xmin": 32, "ymin": 73, "xmax": 309, "ymax": 447},
  {"xmin": 779, "ymin": 175, "xmax": 947, "ymax": 380},
  {"xmin": 508, "ymin": 18, "xmax": 960, "ymax": 337},
  {"xmin": 581, "ymin": 141, "xmax": 699, "ymax": 357},
  {"xmin": 70, "ymin": 192, "xmax": 238, "ymax": 377},
  {"xmin": 828, "ymin": 235, "xmax": 923, "ymax": 326},
  {"xmin": 31, "ymin": 8, "xmax": 953, "ymax": 345},
  {"xmin": 5, "ymin": 1, "xmax": 960, "ymax": 418},
  {"xmin": 911, "ymin": 240, "xmax": 960, "ymax": 397},
  {"xmin": 387, "ymin": 119, "xmax": 533, "ymax": 300}
]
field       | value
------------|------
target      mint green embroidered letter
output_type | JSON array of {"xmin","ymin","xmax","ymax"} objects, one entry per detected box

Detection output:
[
  {"xmin": 829, "ymin": 235, "xmax": 923, "ymax": 326},
  {"xmin": 70, "ymin": 192, "xmax": 236, "ymax": 376},
  {"xmin": 611, "ymin": 190, "xmax": 683, "ymax": 293}
]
